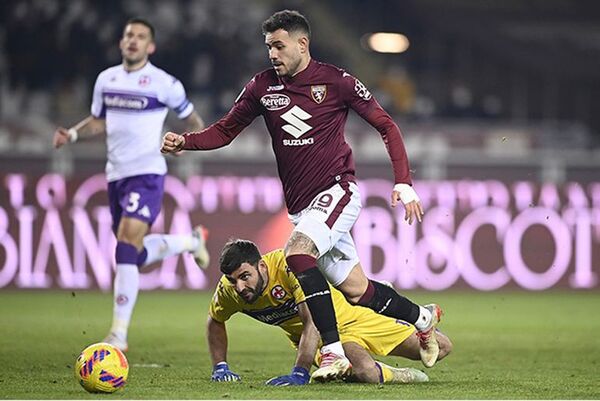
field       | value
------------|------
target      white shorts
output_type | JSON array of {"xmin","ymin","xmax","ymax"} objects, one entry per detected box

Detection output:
[{"xmin": 288, "ymin": 181, "xmax": 362, "ymax": 286}]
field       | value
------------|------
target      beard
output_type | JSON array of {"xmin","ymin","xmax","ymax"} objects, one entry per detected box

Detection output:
[
  {"xmin": 123, "ymin": 54, "xmax": 145, "ymax": 66},
  {"xmin": 276, "ymin": 57, "xmax": 302, "ymax": 78},
  {"xmin": 241, "ymin": 272, "xmax": 265, "ymax": 304}
]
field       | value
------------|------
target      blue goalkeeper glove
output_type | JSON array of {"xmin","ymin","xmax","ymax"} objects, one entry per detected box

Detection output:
[
  {"xmin": 211, "ymin": 362, "xmax": 241, "ymax": 382},
  {"xmin": 265, "ymin": 366, "xmax": 309, "ymax": 386}
]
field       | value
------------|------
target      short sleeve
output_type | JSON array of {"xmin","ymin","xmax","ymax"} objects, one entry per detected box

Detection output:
[
  {"xmin": 165, "ymin": 77, "xmax": 194, "ymax": 119},
  {"xmin": 340, "ymin": 71, "xmax": 378, "ymax": 117},
  {"xmin": 208, "ymin": 279, "xmax": 241, "ymax": 322},
  {"xmin": 90, "ymin": 74, "xmax": 105, "ymax": 119}
]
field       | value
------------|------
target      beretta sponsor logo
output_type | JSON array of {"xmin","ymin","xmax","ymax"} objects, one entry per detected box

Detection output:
[{"xmin": 260, "ymin": 94, "xmax": 290, "ymax": 111}]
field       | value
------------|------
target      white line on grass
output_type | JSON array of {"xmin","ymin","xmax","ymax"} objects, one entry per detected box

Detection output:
[{"xmin": 131, "ymin": 363, "xmax": 169, "ymax": 368}]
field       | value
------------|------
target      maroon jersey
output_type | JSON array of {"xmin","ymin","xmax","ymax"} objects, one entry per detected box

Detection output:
[{"xmin": 182, "ymin": 59, "xmax": 412, "ymax": 214}]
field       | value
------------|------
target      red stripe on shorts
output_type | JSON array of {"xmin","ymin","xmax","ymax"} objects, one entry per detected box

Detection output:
[{"xmin": 325, "ymin": 182, "xmax": 352, "ymax": 228}]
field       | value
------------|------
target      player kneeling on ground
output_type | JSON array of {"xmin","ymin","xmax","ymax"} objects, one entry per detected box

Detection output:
[{"xmin": 206, "ymin": 239, "xmax": 452, "ymax": 385}]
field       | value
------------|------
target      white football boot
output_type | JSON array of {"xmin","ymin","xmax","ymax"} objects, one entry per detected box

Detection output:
[
  {"xmin": 310, "ymin": 352, "xmax": 352, "ymax": 383},
  {"xmin": 389, "ymin": 366, "xmax": 429, "ymax": 383},
  {"xmin": 191, "ymin": 225, "xmax": 210, "ymax": 269},
  {"xmin": 102, "ymin": 332, "xmax": 128, "ymax": 353},
  {"xmin": 416, "ymin": 303, "xmax": 443, "ymax": 368}
]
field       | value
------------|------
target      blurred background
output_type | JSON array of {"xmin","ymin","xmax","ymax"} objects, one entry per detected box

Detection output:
[{"xmin": 1, "ymin": 0, "xmax": 599, "ymax": 291}]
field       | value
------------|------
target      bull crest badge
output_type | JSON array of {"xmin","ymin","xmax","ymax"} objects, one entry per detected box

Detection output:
[{"xmin": 311, "ymin": 85, "xmax": 327, "ymax": 104}]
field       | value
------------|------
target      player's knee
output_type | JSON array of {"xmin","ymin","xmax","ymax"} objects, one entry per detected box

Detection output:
[
  {"xmin": 343, "ymin": 292, "xmax": 362, "ymax": 305},
  {"xmin": 338, "ymin": 275, "xmax": 371, "ymax": 305},
  {"xmin": 284, "ymin": 231, "xmax": 319, "ymax": 258},
  {"xmin": 116, "ymin": 217, "xmax": 148, "ymax": 247},
  {"xmin": 285, "ymin": 240, "xmax": 319, "ymax": 275},
  {"xmin": 339, "ymin": 278, "xmax": 369, "ymax": 304}
]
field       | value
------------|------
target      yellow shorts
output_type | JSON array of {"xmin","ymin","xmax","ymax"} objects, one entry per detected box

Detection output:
[
  {"xmin": 338, "ymin": 308, "xmax": 415, "ymax": 356},
  {"xmin": 288, "ymin": 308, "xmax": 416, "ymax": 358}
]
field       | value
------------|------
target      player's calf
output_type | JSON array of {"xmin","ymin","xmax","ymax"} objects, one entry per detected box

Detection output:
[{"xmin": 352, "ymin": 280, "xmax": 421, "ymax": 324}]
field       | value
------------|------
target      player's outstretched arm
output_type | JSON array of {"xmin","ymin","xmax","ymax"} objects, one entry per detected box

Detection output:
[
  {"xmin": 206, "ymin": 316, "xmax": 240, "ymax": 382},
  {"xmin": 53, "ymin": 116, "xmax": 105, "ymax": 149},
  {"xmin": 160, "ymin": 132, "xmax": 186, "ymax": 154},
  {"xmin": 391, "ymin": 183, "xmax": 424, "ymax": 225},
  {"xmin": 266, "ymin": 302, "xmax": 315, "ymax": 386}
]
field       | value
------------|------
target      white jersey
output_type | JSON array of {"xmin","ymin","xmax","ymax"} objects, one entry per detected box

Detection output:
[{"xmin": 91, "ymin": 62, "xmax": 194, "ymax": 182}]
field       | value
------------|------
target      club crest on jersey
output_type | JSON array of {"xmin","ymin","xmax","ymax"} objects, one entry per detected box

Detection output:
[
  {"xmin": 261, "ymin": 94, "xmax": 290, "ymax": 111},
  {"xmin": 271, "ymin": 285, "xmax": 287, "ymax": 300},
  {"xmin": 138, "ymin": 75, "xmax": 151, "ymax": 87},
  {"xmin": 116, "ymin": 295, "xmax": 129, "ymax": 305},
  {"xmin": 311, "ymin": 85, "xmax": 327, "ymax": 104}
]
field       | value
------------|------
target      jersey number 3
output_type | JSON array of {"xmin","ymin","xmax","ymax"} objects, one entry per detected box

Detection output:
[
  {"xmin": 126, "ymin": 192, "xmax": 141, "ymax": 212},
  {"xmin": 281, "ymin": 105, "xmax": 313, "ymax": 138}
]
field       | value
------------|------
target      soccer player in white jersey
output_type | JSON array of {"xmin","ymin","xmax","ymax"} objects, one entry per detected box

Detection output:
[{"xmin": 53, "ymin": 17, "xmax": 209, "ymax": 352}]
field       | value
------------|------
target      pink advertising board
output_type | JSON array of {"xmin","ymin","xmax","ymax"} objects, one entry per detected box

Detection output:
[{"xmin": 0, "ymin": 174, "xmax": 598, "ymax": 291}]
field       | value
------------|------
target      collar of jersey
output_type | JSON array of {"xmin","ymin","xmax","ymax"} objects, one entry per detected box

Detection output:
[{"xmin": 122, "ymin": 61, "xmax": 152, "ymax": 74}]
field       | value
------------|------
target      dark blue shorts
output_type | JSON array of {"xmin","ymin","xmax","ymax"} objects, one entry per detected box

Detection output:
[{"xmin": 107, "ymin": 174, "xmax": 165, "ymax": 234}]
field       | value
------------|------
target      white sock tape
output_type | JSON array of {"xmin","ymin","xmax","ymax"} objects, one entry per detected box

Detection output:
[{"xmin": 67, "ymin": 128, "xmax": 78, "ymax": 143}]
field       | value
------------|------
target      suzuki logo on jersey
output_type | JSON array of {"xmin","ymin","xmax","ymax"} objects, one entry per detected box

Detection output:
[
  {"xmin": 261, "ymin": 94, "xmax": 291, "ymax": 111},
  {"xmin": 281, "ymin": 105, "xmax": 313, "ymax": 145},
  {"xmin": 311, "ymin": 85, "xmax": 327, "ymax": 104},
  {"xmin": 283, "ymin": 138, "xmax": 314, "ymax": 146},
  {"xmin": 267, "ymin": 84, "xmax": 285, "ymax": 91}
]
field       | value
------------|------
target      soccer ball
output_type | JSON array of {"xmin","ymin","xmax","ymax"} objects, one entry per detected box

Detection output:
[{"xmin": 74, "ymin": 342, "xmax": 129, "ymax": 393}]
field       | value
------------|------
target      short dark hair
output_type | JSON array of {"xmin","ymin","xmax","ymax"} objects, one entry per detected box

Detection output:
[
  {"xmin": 262, "ymin": 10, "xmax": 311, "ymax": 39},
  {"xmin": 124, "ymin": 17, "xmax": 155, "ymax": 40},
  {"xmin": 219, "ymin": 239, "xmax": 261, "ymax": 275}
]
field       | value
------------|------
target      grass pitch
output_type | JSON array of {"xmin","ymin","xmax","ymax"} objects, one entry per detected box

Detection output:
[{"xmin": 0, "ymin": 290, "xmax": 599, "ymax": 399}]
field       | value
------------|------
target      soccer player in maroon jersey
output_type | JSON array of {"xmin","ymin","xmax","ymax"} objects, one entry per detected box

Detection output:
[{"xmin": 162, "ymin": 10, "xmax": 442, "ymax": 382}]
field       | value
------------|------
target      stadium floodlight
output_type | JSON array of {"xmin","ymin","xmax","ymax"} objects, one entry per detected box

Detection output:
[{"xmin": 363, "ymin": 32, "xmax": 410, "ymax": 53}]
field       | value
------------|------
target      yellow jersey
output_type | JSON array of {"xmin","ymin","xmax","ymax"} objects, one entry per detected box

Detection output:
[{"xmin": 208, "ymin": 249, "xmax": 404, "ymax": 346}]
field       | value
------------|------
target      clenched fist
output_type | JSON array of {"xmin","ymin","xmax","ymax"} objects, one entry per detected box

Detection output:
[{"xmin": 161, "ymin": 132, "xmax": 185, "ymax": 154}]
